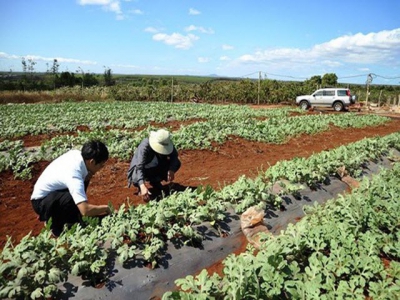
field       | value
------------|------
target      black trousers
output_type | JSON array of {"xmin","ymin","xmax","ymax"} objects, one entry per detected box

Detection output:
[
  {"xmin": 128, "ymin": 159, "xmax": 181, "ymax": 188},
  {"xmin": 31, "ymin": 189, "xmax": 82, "ymax": 236}
]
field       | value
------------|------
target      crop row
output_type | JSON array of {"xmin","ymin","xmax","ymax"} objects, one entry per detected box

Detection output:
[
  {"xmin": 164, "ymin": 162, "xmax": 400, "ymax": 299},
  {"xmin": 0, "ymin": 102, "xmax": 297, "ymax": 138},
  {"xmin": 1, "ymin": 132, "xmax": 399, "ymax": 299},
  {"xmin": 0, "ymin": 101, "xmax": 390, "ymax": 139},
  {"xmin": 0, "ymin": 110, "xmax": 391, "ymax": 179}
]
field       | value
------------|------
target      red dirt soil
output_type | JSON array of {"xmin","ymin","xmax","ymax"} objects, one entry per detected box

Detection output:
[{"xmin": 1, "ymin": 116, "xmax": 399, "ymax": 253}]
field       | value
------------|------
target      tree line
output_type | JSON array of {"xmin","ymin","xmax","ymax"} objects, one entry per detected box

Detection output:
[
  {"xmin": 0, "ymin": 58, "xmax": 399, "ymax": 105},
  {"xmin": 0, "ymin": 58, "xmax": 115, "ymax": 91}
]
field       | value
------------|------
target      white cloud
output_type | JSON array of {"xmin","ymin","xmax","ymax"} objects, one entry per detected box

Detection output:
[
  {"xmin": 108, "ymin": 1, "xmax": 121, "ymax": 13},
  {"xmin": 128, "ymin": 9, "xmax": 143, "ymax": 15},
  {"xmin": 0, "ymin": 52, "xmax": 20, "ymax": 60},
  {"xmin": 237, "ymin": 28, "xmax": 400, "ymax": 69},
  {"xmin": 222, "ymin": 44, "xmax": 234, "ymax": 50},
  {"xmin": 78, "ymin": 0, "xmax": 123, "ymax": 19},
  {"xmin": 185, "ymin": 25, "xmax": 214, "ymax": 34},
  {"xmin": 31, "ymin": 55, "xmax": 97, "ymax": 65},
  {"xmin": 319, "ymin": 60, "xmax": 342, "ymax": 68},
  {"xmin": 110, "ymin": 63, "xmax": 141, "ymax": 69},
  {"xmin": 312, "ymin": 29, "xmax": 400, "ymax": 64},
  {"xmin": 189, "ymin": 8, "xmax": 201, "ymax": 15},
  {"xmin": 185, "ymin": 25, "xmax": 197, "ymax": 32},
  {"xmin": 0, "ymin": 52, "xmax": 97, "ymax": 65},
  {"xmin": 78, "ymin": 0, "xmax": 113, "ymax": 4},
  {"xmin": 198, "ymin": 57, "xmax": 210, "ymax": 63},
  {"xmin": 220, "ymin": 56, "xmax": 231, "ymax": 61},
  {"xmin": 144, "ymin": 27, "xmax": 159, "ymax": 33},
  {"xmin": 152, "ymin": 33, "xmax": 199, "ymax": 50}
]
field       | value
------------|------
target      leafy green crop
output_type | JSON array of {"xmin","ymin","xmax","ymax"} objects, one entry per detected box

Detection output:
[
  {"xmin": 164, "ymin": 163, "xmax": 400, "ymax": 299},
  {"xmin": 0, "ymin": 103, "xmax": 397, "ymax": 298},
  {"xmin": 0, "ymin": 102, "xmax": 391, "ymax": 179}
]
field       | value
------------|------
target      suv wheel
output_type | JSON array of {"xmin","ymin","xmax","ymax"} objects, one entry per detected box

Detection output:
[
  {"xmin": 299, "ymin": 100, "xmax": 309, "ymax": 110},
  {"xmin": 333, "ymin": 101, "xmax": 344, "ymax": 112}
]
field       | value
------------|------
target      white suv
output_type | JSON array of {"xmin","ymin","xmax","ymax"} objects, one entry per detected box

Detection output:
[{"xmin": 296, "ymin": 88, "xmax": 356, "ymax": 111}]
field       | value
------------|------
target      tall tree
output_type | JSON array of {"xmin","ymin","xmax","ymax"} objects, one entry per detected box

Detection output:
[
  {"xmin": 58, "ymin": 72, "xmax": 78, "ymax": 87},
  {"xmin": 20, "ymin": 57, "xmax": 29, "ymax": 90},
  {"xmin": 21, "ymin": 57, "xmax": 27, "ymax": 73},
  {"xmin": 103, "ymin": 67, "xmax": 115, "ymax": 86},
  {"xmin": 83, "ymin": 73, "xmax": 99, "ymax": 87},
  {"xmin": 305, "ymin": 75, "xmax": 322, "ymax": 90},
  {"xmin": 27, "ymin": 58, "xmax": 36, "ymax": 78},
  {"xmin": 51, "ymin": 59, "xmax": 60, "ymax": 89},
  {"xmin": 321, "ymin": 73, "xmax": 338, "ymax": 87}
]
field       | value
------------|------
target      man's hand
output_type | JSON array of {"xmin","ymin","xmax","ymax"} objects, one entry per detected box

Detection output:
[
  {"xmin": 103, "ymin": 205, "xmax": 112, "ymax": 215},
  {"xmin": 140, "ymin": 183, "xmax": 151, "ymax": 202},
  {"xmin": 77, "ymin": 202, "xmax": 111, "ymax": 217},
  {"xmin": 167, "ymin": 170, "xmax": 175, "ymax": 182}
]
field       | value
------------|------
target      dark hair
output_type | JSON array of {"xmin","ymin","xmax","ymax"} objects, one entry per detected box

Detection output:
[{"xmin": 81, "ymin": 140, "xmax": 109, "ymax": 164}]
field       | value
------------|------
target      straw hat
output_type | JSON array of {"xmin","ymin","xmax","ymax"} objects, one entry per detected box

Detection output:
[{"xmin": 149, "ymin": 129, "xmax": 174, "ymax": 155}]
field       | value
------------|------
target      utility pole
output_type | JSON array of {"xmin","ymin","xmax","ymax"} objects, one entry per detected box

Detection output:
[
  {"xmin": 77, "ymin": 67, "xmax": 84, "ymax": 89},
  {"xmin": 365, "ymin": 73, "xmax": 373, "ymax": 107},
  {"xmin": 171, "ymin": 77, "xmax": 174, "ymax": 102},
  {"xmin": 378, "ymin": 90, "xmax": 382, "ymax": 107},
  {"xmin": 257, "ymin": 71, "xmax": 261, "ymax": 105}
]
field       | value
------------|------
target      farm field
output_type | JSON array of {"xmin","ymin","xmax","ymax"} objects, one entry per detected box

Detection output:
[{"xmin": 0, "ymin": 101, "xmax": 400, "ymax": 299}]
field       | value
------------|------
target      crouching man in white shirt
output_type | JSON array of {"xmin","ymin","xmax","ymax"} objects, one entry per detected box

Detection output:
[{"xmin": 31, "ymin": 140, "xmax": 111, "ymax": 236}]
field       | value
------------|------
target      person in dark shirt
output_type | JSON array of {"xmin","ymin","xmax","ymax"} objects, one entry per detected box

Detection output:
[{"xmin": 127, "ymin": 129, "xmax": 181, "ymax": 201}]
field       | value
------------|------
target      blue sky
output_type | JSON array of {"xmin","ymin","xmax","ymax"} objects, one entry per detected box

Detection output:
[{"xmin": 1, "ymin": 0, "xmax": 400, "ymax": 84}]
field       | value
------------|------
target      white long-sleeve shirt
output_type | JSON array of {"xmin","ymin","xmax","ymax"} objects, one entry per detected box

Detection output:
[{"xmin": 31, "ymin": 150, "xmax": 88, "ymax": 204}]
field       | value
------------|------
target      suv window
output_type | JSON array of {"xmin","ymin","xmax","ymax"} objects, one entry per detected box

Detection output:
[
  {"xmin": 337, "ymin": 90, "xmax": 347, "ymax": 96},
  {"xmin": 324, "ymin": 90, "xmax": 335, "ymax": 96},
  {"xmin": 314, "ymin": 91, "xmax": 323, "ymax": 96}
]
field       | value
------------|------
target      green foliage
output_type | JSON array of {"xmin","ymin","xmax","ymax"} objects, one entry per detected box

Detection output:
[
  {"xmin": 165, "ymin": 163, "xmax": 400, "ymax": 299},
  {"xmin": 265, "ymin": 132, "xmax": 399, "ymax": 188},
  {"xmin": 2, "ymin": 69, "xmax": 400, "ymax": 105},
  {"xmin": 0, "ymin": 101, "xmax": 393, "ymax": 181},
  {"xmin": 0, "ymin": 232, "xmax": 69, "ymax": 299},
  {"xmin": 0, "ymin": 139, "xmax": 36, "ymax": 179},
  {"xmin": 0, "ymin": 102, "xmax": 399, "ymax": 298},
  {"xmin": 56, "ymin": 71, "xmax": 80, "ymax": 87},
  {"xmin": 322, "ymin": 73, "xmax": 338, "ymax": 87},
  {"xmin": 103, "ymin": 67, "xmax": 115, "ymax": 87}
]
